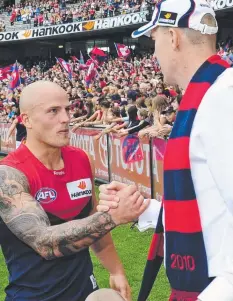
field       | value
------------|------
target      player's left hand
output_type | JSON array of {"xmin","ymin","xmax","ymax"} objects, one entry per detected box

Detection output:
[{"xmin": 109, "ymin": 273, "xmax": 131, "ymax": 301}]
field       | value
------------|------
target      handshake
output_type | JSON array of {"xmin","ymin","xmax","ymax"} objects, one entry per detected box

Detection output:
[{"xmin": 97, "ymin": 181, "xmax": 150, "ymax": 226}]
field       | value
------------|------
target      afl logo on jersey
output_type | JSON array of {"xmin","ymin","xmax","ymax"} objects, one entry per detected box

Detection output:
[{"xmin": 35, "ymin": 188, "xmax": 57, "ymax": 204}]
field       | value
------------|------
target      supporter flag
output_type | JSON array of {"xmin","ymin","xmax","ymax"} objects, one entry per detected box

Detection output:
[
  {"xmin": 8, "ymin": 62, "xmax": 20, "ymax": 90},
  {"xmin": 56, "ymin": 57, "xmax": 72, "ymax": 81},
  {"xmin": 123, "ymin": 61, "xmax": 133, "ymax": 69},
  {"xmin": 86, "ymin": 57, "xmax": 99, "ymax": 68},
  {"xmin": 71, "ymin": 54, "xmax": 87, "ymax": 71},
  {"xmin": 152, "ymin": 58, "xmax": 161, "ymax": 72},
  {"xmin": 224, "ymin": 42, "xmax": 230, "ymax": 52},
  {"xmin": 115, "ymin": 43, "xmax": 131, "ymax": 58},
  {"xmin": 78, "ymin": 64, "xmax": 89, "ymax": 71},
  {"xmin": 89, "ymin": 47, "xmax": 107, "ymax": 65},
  {"xmin": 122, "ymin": 134, "xmax": 144, "ymax": 164},
  {"xmin": 0, "ymin": 65, "xmax": 14, "ymax": 80},
  {"xmin": 85, "ymin": 63, "xmax": 97, "ymax": 88},
  {"xmin": 79, "ymin": 51, "xmax": 85, "ymax": 65},
  {"xmin": 217, "ymin": 48, "xmax": 224, "ymax": 57},
  {"xmin": 70, "ymin": 56, "xmax": 79, "ymax": 62}
]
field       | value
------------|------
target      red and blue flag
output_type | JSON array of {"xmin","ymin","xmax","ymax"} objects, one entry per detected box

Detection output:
[
  {"xmin": 115, "ymin": 43, "xmax": 131, "ymax": 58},
  {"xmin": 56, "ymin": 57, "xmax": 72, "ymax": 81},
  {"xmin": 89, "ymin": 47, "xmax": 107, "ymax": 66},
  {"xmin": 8, "ymin": 62, "xmax": 20, "ymax": 90},
  {"xmin": 0, "ymin": 65, "xmax": 14, "ymax": 80},
  {"xmin": 122, "ymin": 134, "xmax": 144, "ymax": 164},
  {"xmin": 85, "ymin": 63, "xmax": 97, "ymax": 88}
]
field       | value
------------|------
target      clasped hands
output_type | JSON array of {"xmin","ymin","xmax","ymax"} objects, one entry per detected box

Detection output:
[{"xmin": 97, "ymin": 181, "xmax": 150, "ymax": 226}]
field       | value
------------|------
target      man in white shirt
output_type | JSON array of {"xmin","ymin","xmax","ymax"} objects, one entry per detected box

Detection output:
[{"xmin": 97, "ymin": 0, "xmax": 233, "ymax": 300}]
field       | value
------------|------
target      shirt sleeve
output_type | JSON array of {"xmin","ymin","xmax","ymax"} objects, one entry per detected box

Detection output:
[
  {"xmin": 137, "ymin": 199, "xmax": 161, "ymax": 232},
  {"xmin": 197, "ymin": 84, "xmax": 233, "ymax": 301},
  {"xmin": 122, "ymin": 116, "xmax": 129, "ymax": 122},
  {"xmin": 128, "ymin": 120, "xmax": 150, "ymax": 134}
]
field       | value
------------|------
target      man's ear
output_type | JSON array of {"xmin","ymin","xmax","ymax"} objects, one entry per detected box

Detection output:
[
  {"xmin": 168, "ymin": 28, "xmax": 180, "ymax": 51},
  {"xmin": 21, "ymin": 113, "xmax": 32, "ymax": 129}
]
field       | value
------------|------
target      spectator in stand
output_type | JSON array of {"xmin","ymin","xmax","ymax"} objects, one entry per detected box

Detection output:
[
  {"xmin": 5, "ymin": 105, "xmax": 16, "ymax": 123},
  {"xmin": 138, "ymin": 95, "xmax": 168, "ymax": 138},
  {"xmin": 38, "ymin": 12, "xmax": 44, "ymax": 26},
  {"xmin": 66, "ymin": 10, "xmax": 73, "ymax": 23},
  {"xmin": 118, "ymin": 108, "xmax": 150, "ymax": 137},
  {"xmin": 6, "ymin": 108, "xmax": 26, "ymax": 149},
  {"xmin": 155, "ymin": 82, "xmax": 166, "ymax": 96},
  {"xmin": 3, "ymin": 0, "xmax": 145, "ymax": 28},
  {"xmin": 0, "ymin": 19, "xmax": 5, "ymax": 31},
  {"xmin": 89, "ymin": 7, "xmax": 96, "ymax": 20},
  {"xmin": 10, "ymin": 9, "xmax": 16, "ymax": 25}
]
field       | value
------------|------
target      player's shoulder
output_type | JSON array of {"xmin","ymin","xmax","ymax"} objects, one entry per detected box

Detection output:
[{"xmin": 0, "ymin": 145, "xmax": 28, "ymax": 167}]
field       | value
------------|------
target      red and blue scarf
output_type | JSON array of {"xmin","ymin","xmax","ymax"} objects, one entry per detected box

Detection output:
[{"xmin": 138, "ymin": 55, "xmax": 230, "ymax": 301}]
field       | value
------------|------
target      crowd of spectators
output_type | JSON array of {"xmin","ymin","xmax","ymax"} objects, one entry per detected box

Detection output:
[
  {"xmin": 0, "ymin": 52, "xmax": 182, "ymax": 140},
  {"xmin": 2, "ymin": 33, "xmax": 233, "ymax": 140},
  {"xmin": 4, "ymin": 0, "xmax": 155, "ymax": 28}
]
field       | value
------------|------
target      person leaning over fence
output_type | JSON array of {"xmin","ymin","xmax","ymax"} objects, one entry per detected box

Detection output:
[
  {"xmin": 117, "ymin": 108, "xmax": 150, "ymax": 137},
  {"xmin": 97, "ymin": 0, "xmax": 233, "ymax": 300},
  {"xmin": 0, "ymin": 81, "xmax": 150, "ymax": 301},
  {"xmin": 6, "ymin": 108, "xmax": 27, "ymax": 149}
]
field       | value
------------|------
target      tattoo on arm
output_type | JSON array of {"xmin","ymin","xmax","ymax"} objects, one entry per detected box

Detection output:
[{"xmin": 0, "ymin": 166, "xmax": 116, "ymax": 260}]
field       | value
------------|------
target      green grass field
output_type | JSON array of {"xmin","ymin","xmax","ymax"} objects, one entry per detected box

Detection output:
[{"xmin": 0, "ymin": 185, "xmax": 170, "ymax": 301}]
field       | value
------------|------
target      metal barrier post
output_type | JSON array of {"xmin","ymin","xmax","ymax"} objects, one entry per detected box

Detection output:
[
  {"xmin": 149, "ymin": 138, "xmax": 155, "ymax": 199},
  {"xmin": 106, "ymin": 133, "xmax": 111, "ymax": 183}
]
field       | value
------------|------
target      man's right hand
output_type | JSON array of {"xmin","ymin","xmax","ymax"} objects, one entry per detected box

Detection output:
[{"xmin": 97, "ymin": 182, "xmax": 150, "ymax": 225}]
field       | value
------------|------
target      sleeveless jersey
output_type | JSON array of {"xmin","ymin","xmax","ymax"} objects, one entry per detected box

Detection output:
[
  {"xmin": 15, "ymin": 116, "xmax": 26, "ymax": 142},
  {"xmin": 0, "ymin": 144, "xmax": 95, "ymax": 301}
]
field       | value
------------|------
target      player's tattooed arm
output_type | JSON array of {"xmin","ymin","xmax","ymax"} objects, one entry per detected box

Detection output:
[{"xmin": 0, "ymin": 165, "xmax": 116, "ymax": 260}]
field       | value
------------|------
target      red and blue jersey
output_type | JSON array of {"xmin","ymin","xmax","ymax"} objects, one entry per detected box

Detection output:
[{"xmin": 0, "ymin": 144, "xmax": 95, "ymax": 301}]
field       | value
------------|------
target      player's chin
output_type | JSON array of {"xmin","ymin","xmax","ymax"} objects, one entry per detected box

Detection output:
[{"xmin": 54, "ymin": 136, "xmax": 70, "ymax": 147}]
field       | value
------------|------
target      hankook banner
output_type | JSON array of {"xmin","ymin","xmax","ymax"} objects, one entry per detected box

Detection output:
[
  {"xmin": 0, "ymin": 22, "xmax": 82, "ymax": 42},
  {"xmin": 0, "ymin": 11, "xmax": 148, "ymax": 42},
  {"xmin": 211, "ymin": 0, "xmax": 233, "ymax": 11}
]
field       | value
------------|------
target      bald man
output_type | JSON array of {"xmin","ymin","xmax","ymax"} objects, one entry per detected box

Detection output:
[
  {"xmin": 0, "ymin": 81, "xmax": 149, "ymax": 301},
  {"xmin": 86, "ymin": 288, "xmax": 126, "ymax": 301}
]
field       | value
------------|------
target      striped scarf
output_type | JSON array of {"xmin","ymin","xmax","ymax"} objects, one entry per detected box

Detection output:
[{"xmin": 138, "ymin": 55, "xmax": 230, "ymax": 301}]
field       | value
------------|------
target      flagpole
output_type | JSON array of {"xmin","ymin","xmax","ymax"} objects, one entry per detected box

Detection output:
[
  {"xmin": 16, "ymin": 60, "xmax": 21, "ymax": 85},
  {"xmin": 87, "ymin": 54, "xmax": 102, "ymax": 73},
  {"xmin": 88, "ymin": 54, "xmax": 98, "ymax": 65},
  {"xmin": 114, "ymin": 42, "xmax": 119, "ymax": 58},
  {"xmin": 80, "ymin": 50, "xmax": 85, "ymax": 64}
]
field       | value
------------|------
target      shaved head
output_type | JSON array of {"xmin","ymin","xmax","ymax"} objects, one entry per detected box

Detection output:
[
  {"xmin": 20, "ymin": 80, "xmax": 71, "ymax": 148},
  {"xmin": 20, "ymin": 81, "xmax": 68, "ymax": 113}
]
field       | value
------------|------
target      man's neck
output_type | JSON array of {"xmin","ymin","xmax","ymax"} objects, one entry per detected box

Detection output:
[
  {"xmin": 177, "ymin": 50, "xmax": 216, "ymax": 89},
  {"xmin": 25, "ymin": 139, "xmax": 63, "ymax": 170}
]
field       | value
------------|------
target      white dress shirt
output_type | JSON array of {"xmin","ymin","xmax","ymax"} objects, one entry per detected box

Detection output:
[
  {"xmin": 139, "ymin": 68, "xmax": 233, "ymax": 301},
  {"xmin": 190, "ymin": 68, "xmax": 233, "ymax": 301}
]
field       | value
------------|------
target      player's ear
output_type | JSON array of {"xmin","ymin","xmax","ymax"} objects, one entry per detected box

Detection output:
[{"xmin": 21, "ymin": 112, "xmax": 32, "ymax": 129}]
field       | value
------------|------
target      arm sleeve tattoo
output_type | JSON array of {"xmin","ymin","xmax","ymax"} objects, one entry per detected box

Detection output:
[{"xmin": 0, "ymin": 165, "xmax": 116, "ymax": 260}]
